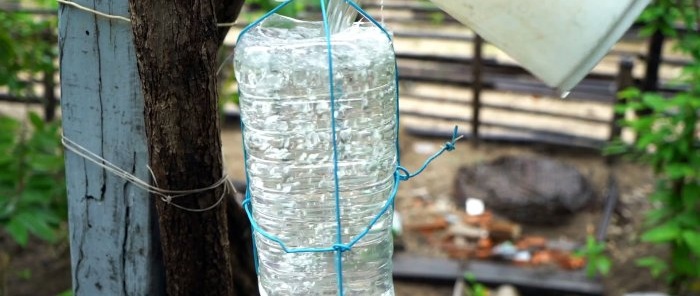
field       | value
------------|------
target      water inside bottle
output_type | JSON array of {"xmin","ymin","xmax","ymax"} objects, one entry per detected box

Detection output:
[{"xmin": 235, "ymin": 14, "xmax": 396, "ymax": 296}]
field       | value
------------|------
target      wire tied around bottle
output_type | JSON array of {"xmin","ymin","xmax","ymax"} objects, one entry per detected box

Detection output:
[{"xmin": 397, "ymin": 126, "xmax": 463, "ymax": 181}]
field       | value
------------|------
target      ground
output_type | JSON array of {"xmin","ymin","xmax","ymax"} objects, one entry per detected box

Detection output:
[{"xmin": 0, "ymin": 110, "xmax": 666, "ymax": 296}]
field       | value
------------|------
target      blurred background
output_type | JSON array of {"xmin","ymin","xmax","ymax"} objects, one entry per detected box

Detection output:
[{"xmin": 1, "ymin": 0, "xmax": 698, "ymax": 295}]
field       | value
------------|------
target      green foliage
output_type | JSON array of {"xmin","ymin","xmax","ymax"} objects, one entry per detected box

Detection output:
[
  {"xmin": 608, "ymin": 1, "xmax": 700, "ymax": 293},
  {"xmin": 15, "ymin": 268, "xmax": 31, "ymax": 280},
  {"xmin": 0, "ymin": 0, "xmax": 58, "ymax": 98},
  {"xmin": 0, "ymin": 113, "xmax": 66, "ymax": 247},
  {"xmin": 576, "ymin": 235, "xmax": 612, "ymax": 278},
  {"xmin": 428, "ymin": 12, "xmax": 445, "ymax": 25},
  {"xmin": 463, "ymin": 273, "xmax": 488, "ymax": 296}
]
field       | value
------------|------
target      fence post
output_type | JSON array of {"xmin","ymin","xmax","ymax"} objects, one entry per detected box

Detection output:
[
  {"xmin": 642, "ymin": 31, "xmax": 664, "ymax": 93},
  {"xmin": 610, "ymin": 57, "xmax": 634, "ymax": 142},
  {"xmin": 42, "ymin": 67, "xmax": 56, "ymax": 122},
  {"xmin": 471, "ymin": 34, "xmax": 483, "ymax": 146},
  {"xmin": 58, "ymin": 1, "xmax": 164, "ymax": 295}
]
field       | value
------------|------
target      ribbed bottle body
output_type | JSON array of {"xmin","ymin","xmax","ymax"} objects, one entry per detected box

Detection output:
[{"xmin": 235, "ymin": 15, "xmax": 397, "ymax": 296}]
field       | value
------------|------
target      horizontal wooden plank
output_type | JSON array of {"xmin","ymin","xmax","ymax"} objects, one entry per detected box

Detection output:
[
  {"xmin": 392, "ymin": 253, "xmax": 604, "ymax": 296},
  {"xmin": 403, "ymin": 121, "xmax": 606, "ymax": 150}
]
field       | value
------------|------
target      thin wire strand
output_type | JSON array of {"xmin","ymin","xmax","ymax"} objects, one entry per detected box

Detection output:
[
  {"xmin": 57, "ymin": 0, "xmax": 238, "ymax": 27},
  {"xmin": 319, "ymin": 0, "xmax": 346, "ymax": 294},
  {"xmin": 217, "ymin": 49, "xmax": 236, "ymax": 76},
  {"xmin": 62, "ymin": 135, "xmax": 228, "ymax": 212},
  {"xmin": 216, "ymin": 22, "xmax": 238, "ymax": 28},
  {"xmin": 57, "ymin": 0, "xmax": 131, "ymax": 22}
]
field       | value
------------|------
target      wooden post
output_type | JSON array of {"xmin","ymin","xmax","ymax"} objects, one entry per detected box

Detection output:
[
  {"xmin": 642, "ymin": 31, "xmax": 664, "ymax": 93},
  {"xmin": 58, "ymin": 1, "xmax": 164, "ymax": 295},
  {"xmin": 610, "ymin": 57, "xmax": 634, "ymax": 142},
  {"xmin": 42, "ymin": 67, "xmax": 56, "ymax": 122},
  {"xmin": 637, "ymin": 30, "xmax": 664, "ymax": 119},
  {"xmin": 471, "ymin": 34, "xmax": 484, "ymax": 146}
]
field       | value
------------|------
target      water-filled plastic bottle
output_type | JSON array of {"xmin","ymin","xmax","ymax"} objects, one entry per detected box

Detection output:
[{"xmin": 235, "ymin": 14, "xmax": 397, "ymax": 296}]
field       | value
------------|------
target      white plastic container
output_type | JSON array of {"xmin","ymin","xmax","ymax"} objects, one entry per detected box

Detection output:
[{"xmin": 429, "ymin": 0, "xmax": 651, "ymax": 93}]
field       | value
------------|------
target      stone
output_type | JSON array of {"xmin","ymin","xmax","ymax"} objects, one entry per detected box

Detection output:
[
  {"xmin": 455, "ymin": 156, "xmax": 595, "ymax": 225},
  {"xmin": 494, "ymin": 285, "xmax": 520, "ymax": 296}
]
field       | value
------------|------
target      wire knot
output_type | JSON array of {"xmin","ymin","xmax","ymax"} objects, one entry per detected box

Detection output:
[
  {"xmin": 395, "ymin": 126, "xmax": 461, "ymax": 182},
  {"xmin": 162, "ymin": 195, "xmax": 173, "ymax": 204},
  {"xmin": 333, "ymin": 244, "xmax": 351, "ymax": 252},
  {"xmin": 446, "ymin": 125, "xmax": 462, "ymax": 151},
  {"xmin": 396, "ymin": 166, "xmax": 410, "ymax": 181}
]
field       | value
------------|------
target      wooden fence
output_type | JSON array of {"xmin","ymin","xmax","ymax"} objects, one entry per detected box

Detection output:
[{"xmin": 1, "ymin": 2, "xmax": 687, "ymax": 149}]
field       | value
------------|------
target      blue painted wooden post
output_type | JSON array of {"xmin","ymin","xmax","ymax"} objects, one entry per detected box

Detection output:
[{"xmin": 58, "ymin": 1, "xmax": 164, "ymax": 295}]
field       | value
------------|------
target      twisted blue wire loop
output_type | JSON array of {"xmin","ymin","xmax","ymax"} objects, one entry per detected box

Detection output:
[
  {"xmin": 397, "ymin": 126, "xmax": 462, "ymax": 181},
  {"xmin": 236, "ymin": 1, "xmax": 462, "ymax": 295}
]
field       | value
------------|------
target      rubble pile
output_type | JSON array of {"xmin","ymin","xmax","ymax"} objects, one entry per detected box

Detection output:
[{"xmin": 400, "ymin": 195, "xmax": 586, "ymax": 270}]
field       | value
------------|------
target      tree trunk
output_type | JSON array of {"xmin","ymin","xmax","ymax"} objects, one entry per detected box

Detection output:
[{"xmin": 127, "ymin": 1, "xmax": 255, "ymax": 295}]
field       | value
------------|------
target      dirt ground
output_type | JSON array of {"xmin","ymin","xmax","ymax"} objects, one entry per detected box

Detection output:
[
  {"xmin": 0, "ymin": 120, "xmax": 664, "ymax": 296},
  {"xmin": 221, "ymin": 123, "xmax": 664, "ymax": 296}
]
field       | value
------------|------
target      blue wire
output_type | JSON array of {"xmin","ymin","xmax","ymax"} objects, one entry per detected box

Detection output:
[
  {"xmin": 397, "ymin": 126, "xmax": 462, "ymax": 181},
  {"xmin": 236, "ymin": 1, "xmax": 462, "ymax": 294},
  {"xmin": 318, "ymin": 1, "xmax": 347, "ymax": 294}
]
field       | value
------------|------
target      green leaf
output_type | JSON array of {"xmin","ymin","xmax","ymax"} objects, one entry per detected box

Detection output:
[
  {"xmin": 645, "ymin": 206, "xmax": 671, "ymax": 229},
  {"xmin": 28, "ymin": 154, "xmax": 64, "ymax": 172},
  {"xmin": 664, "ymin": 163, "xmax": 694, "ymax": 179},
  {"xmin": 683, "ymin": 231, "xmax": 700, "ymax": 256},
  {"xmin": 682, "ymin": 183, "xmax": 700, "ymax": 207},
  {"xmin": 464, "ymin": 272, "xmax": 476, "ymax": 282},
  {"xmin": 0, "ymin": 117, "xmax": 19, "ymax": 146},
  {"xmin": 641, "ymin": 222, "xmax": 681, "ymax": 243},
  {"xmin": 627, "ymin": 116, "xmax": 655, "ymax": 132},
  {"xmin": 636, "ymin": 132, "xmax": 661, "ymax": 150},
  {"xmin": 15, "ymin": 212, "xmax": 56, "ymax": 243},
  {"xmin": 637, "ymin": 256, "xmax": 668, "ymax": 278},
  {"xmin": 603, "ymin": 141, "xmax": 629, "ymax": 156},
  {"xmin": 595, "ymin": 256, "xmax": 612, "ymax": 276},
  {"xmin": 15, "ymin": 268, "xmax": 31, "ymax": 280},
  {"xmin": 28, "ymin": 112, "xmax": 44, "ymax": 131},
  {"xmin": 28, "ymin": 132, "xmax": 60, "ymax": 154},
  {"xmin": 26, "ymin": 175, "xmax": 58, "ymax": 191},
  {"xmin": 5, "ymin": 217, "xmax": 29, "ymax": 247},
  {"xmin": 674, "ymin": 213, "xmax": 700, "ymax": 228},
  {"xmin": 642, "ymin": 93, "xmax": 669, "ymax": 111},
  {"xmin": 618, "ymin": 87, "xmax": 641, "ymax": 100},
  {"xmin": 639, "ymin": 25, "xmax": 658, "ymax": 37},
  {"xmin": 671, "ymin": 245, "xmax": 695, "ymax": 275},
  {"xmin": 21, "ymin": 189, "xmax": 48, "ymax": 204},
  {"xmin": 613, "ymin": 103, "xmax": 629, "ymax": 114}
]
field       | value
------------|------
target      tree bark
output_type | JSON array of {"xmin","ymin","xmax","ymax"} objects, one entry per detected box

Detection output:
[{"xmin": 127, "ymin": 1, "xmax": 255, "ymax": 295}]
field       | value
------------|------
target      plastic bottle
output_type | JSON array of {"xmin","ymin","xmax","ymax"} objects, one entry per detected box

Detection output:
[{"xmin": 235, "ymin": 14, "xmax": 397, "ymax": 296}]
